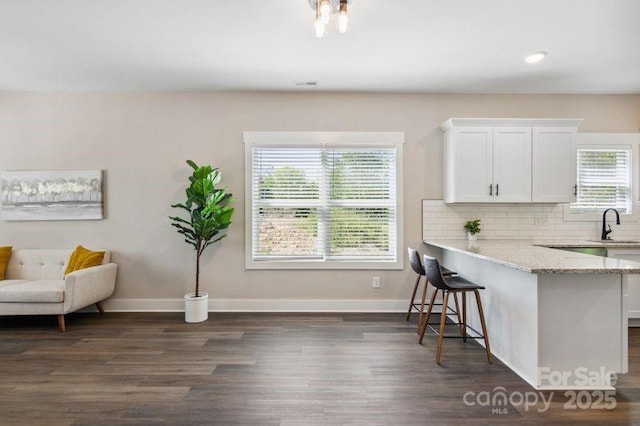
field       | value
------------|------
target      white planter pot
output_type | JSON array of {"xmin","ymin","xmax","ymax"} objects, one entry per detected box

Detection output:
[
  {"xmin": 184, "ymin": 292, "xmax": 209, "ymax": 323},
  {"xmin": 467, "ymin": 232, "xmax": 478, "ymax": 241}
]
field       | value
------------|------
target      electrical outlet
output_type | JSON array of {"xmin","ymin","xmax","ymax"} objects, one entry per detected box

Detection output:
[
  {"xmin": 534, "ymin": 214, "xmax": 548, "ymax": 226},
  {"xmin": 372, "ymin": 277, "xmax": 381, "ymax": 289}
]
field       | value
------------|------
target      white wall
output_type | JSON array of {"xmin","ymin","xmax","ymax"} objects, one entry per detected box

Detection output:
[{"xmin": 1, "ymin": 92, "xmax": 639, "ymax": 310}]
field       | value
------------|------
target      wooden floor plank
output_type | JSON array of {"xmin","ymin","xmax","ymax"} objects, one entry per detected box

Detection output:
[
  {"xmin": 51, "ymin": 364, "xmax": 217, "ymax": 376},
  {"xmin": 105, "ymin": 353, "xmax": 257, "ymax": 365},
  {"xmin": 7, "ymin": 384, "xmax": 190, "ymax": 403}
]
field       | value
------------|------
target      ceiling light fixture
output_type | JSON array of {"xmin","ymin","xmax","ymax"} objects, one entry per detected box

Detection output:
[
  {"xmin": 310, "ymin": 0, "xmax": 352, "ymax": 38},
  {"xmin": 525, "ymin": 51, "xmax": 548, "ymax": 64}
]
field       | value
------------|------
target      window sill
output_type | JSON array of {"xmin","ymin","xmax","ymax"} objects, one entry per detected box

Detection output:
[
  {"xmin": 245, "ymin": 259, "xmax": 403, "ymax": 270},
  {"xmin": 562, "ymin": 204, "xmax": 638, "ymax": 222}
]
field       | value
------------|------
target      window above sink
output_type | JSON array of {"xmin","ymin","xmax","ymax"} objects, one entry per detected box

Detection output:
[
  {"xmin": 571, "ymin": 147, "xmax": 631, "ymax": 214},
  {"xmin": 563, "ymin": 133, "xmax": 640, "ymax": 223}
]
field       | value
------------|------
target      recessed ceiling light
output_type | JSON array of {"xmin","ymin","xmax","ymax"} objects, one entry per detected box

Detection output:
[{"xmin": 525, "ymin": 51, "xmax": 547, "ymax": 64}]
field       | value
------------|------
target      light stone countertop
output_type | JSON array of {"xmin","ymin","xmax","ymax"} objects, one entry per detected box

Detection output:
[{"xmin": 423, "ymin": 239, "xmax": 640, "ymax": 274}]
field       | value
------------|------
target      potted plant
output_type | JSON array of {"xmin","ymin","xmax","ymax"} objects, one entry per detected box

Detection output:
[
  {"xmin": 463, "ymin": 219, "xmax": 481, "ymax": 241},
  {"xmin": 170, "ymin": 160, "xmax": 234, "ymax": 323}
]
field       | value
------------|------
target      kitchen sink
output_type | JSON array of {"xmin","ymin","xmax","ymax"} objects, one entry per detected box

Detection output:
[{"xmin": 554, "ymin": 247, "xmax": 608, "ymax": 256}]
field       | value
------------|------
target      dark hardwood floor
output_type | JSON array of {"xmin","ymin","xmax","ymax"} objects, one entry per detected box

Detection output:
[{"xmin": 1, "ymin": 312, "xmax": 639, "ymax": 425}]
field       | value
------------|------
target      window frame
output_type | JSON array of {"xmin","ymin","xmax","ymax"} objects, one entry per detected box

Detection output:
[
  {"xmin": 563, "ymin": 133, "xmax": 640, "ymax": 222},
  {"xmin": 244, "ymin": 131, "xmax": 404, "ymax": 270}
]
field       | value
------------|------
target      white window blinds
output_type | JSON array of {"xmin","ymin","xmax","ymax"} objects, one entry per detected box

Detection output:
[
  {"xmin": 571, "ymin": 147, "xmax": 632, "ymax": 213},
  {"xmin": 251, "ymin": 146, "xmax": 397, "ymax": 262}
]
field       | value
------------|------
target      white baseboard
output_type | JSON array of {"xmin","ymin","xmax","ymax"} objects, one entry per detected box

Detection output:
[{"xmin": 101, "ymin": 298, "xmax": 409, "ymax": 313}]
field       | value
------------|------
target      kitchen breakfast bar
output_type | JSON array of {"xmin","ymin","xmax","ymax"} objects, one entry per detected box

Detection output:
[{"xmin": 424, "ymin": 239, "xmax": 640, "ymax": 390}]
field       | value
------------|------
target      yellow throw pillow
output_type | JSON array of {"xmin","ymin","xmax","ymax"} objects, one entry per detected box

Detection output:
[
  {"xmin": 64, "ymin": 245, "xmax": 105, "ymax": 276},
  {"xmin": 0, "ymin": 246, "xmax": 12, "ymax": 280}
]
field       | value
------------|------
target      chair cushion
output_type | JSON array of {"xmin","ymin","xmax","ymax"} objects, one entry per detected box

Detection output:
[
  {"xmin": 64, "ymin": 246, "xmax": 105, "ymax": 276},
  {"xmin": 0, "ymin": 246, "xmax": 11, "ymax": 280},
  {"xmin": 0, "ymin": 280, "xmax": 64, "ymax": 303}
]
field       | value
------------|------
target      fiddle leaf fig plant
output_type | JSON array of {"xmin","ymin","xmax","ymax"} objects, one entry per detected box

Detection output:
[{"xmin": 170, "ymin": 160, "xmax": 234, "ymax": 297}]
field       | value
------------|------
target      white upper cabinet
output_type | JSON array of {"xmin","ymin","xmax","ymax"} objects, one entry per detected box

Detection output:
[
  {"xmin": 442, "ymin": 118, "xmax": 582, "ymax": 204},
  {"xmin": 493, "ymin": 127, "xmax": 532, "ymax": 202},
  {"xmin": 531, "ymin": 127, "xmax": 577, "ymax": 202},
  {"xmin": 445, "ymin": 127, "xmax": 494, "ymax": 202}
]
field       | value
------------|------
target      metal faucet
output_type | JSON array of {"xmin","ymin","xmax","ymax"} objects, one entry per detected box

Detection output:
[{"xmin": 601, "ymin": 208, "xmax": 620, "ymax": 240}]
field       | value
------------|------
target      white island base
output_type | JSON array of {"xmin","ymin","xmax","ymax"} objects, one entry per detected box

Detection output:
[{"xmin": 433, "ymin": 245, "xmax": 628, "ymax": 391}]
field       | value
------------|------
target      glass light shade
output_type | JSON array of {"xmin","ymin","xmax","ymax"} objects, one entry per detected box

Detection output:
[
  {"xmin": 338, "ymin": 3, "xmax": 348, "ymax": 33},
  {"xmin": 338, "ymin": 15, "xmax": 348, "ymax": 33},
  {"xmin": 320, "ymin": 0, "xmax": 331, "ymax": 24},
  {"xmin": 315, "ymin": 19, "xmax": 326, "ymax": 38}
]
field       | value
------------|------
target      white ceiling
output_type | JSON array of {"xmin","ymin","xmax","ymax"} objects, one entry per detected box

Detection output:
[{"xmin": 1, "ymin": 0, "xmax": 639, "ymax": 94}]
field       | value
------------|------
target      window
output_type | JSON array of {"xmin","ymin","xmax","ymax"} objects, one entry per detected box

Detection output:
[
  {"xmin": 244, "ymin": 132, "xmax": 404, "ymax": 269},
  {"xmin": 570, "ymin": 146, "xmax": 632, "ymax": 213}
]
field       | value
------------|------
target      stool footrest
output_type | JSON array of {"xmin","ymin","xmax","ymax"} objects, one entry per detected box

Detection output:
[
  {"xmin": 409, "ymin": 302, "xmax": 458, "ymax": 314},
  {"xmin": 425, "ymin": 322, "xmax": 485, "ymax": 340}
]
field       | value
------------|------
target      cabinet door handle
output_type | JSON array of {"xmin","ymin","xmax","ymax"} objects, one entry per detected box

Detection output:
[
  {"xmin": 496, "ymin": 184, "xmax": 499, "ymax": 196},
  {"xmin": 573, "ymin": 184, "xmax": 578, "ymax": 196},
  {"xmin": 489, "ymin": 184, "xmax": 493, "ymax": 196}
]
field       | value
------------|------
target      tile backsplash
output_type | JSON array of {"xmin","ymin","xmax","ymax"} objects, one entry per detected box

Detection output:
[{"xmin": 422, "ymin": 200, "xmax": 640, "ymax": 241}]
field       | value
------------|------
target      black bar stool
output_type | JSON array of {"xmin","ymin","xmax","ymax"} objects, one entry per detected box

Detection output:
[
  {"xmin": 406, "ymin": 247, "xmax": 460, "ymax": 335},
  {"xmin": 419, "ymin": 255, "xmax": 493, "ymax": 364}
]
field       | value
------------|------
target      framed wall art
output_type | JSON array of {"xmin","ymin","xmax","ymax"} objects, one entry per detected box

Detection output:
[{"xmin": 0, "ymin": 170, "xmax": 103, "ymax": 221}]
